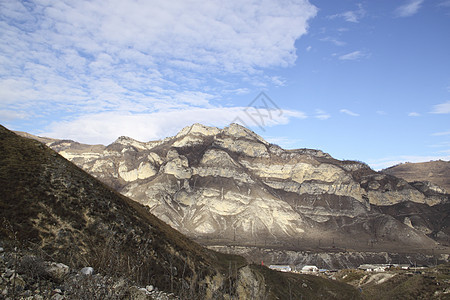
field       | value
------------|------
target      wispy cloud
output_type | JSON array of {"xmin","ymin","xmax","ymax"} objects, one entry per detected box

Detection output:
[
  {"xmin": 320, "ymin": 37, "xmax": 346, "ymax": 46},
  {"xmin": 315, "ymin": 109, "xmax": 331, "ymax": 120},
  {"xmin": 429, "ymin": 141, "xmax": 450, "ymax": 148},
  {"xmin": 0, "ymin": 0, "xmax": 317, "ymax": 139},
  {"xmin": 340, "ymin": 109, "xmax": 360, "ymax": 117},
  {"xmin": 338, "ymin": 50, "xmax": 369, "ymax": 61},
  {"xmin": 432, "ymin": 130, "xmax": 450, "ymax": 136},
  {"xmin": 431, "ymin": 101, "xmax": 450, "ymax": 114},
  {"xmin": 439, "ymin": 0, "xmax": 450, "ymax": 7},
  {"xmin": 0, "ymin": 110, "xmax": 29, "ymax": 122},
  {"xmin": 408, "ymin": 112, "xmax": 421, "ymax": 117},
  {"xmin": 328, "ymin": 4, "xmax": 366, "ymax": 23},
  {"xmin": 395, "ymin": 0, "xmax": 424, "ymax": 17}
]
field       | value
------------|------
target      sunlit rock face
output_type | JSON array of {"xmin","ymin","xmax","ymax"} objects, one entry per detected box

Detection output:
[{"xmin": 33, "ymin": 123, "xmax": 448, "ymax": 250}]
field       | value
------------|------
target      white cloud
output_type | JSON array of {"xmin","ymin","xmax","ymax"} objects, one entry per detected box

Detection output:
[
  {"xmin": 41, "ymin": 107, "xmax": 307, "ymax": 145},
  {"xmin": 320, "ymin": 37, "xmax": 346, "ymax": 46},
  {"xmin": 429, "ymin": 141, "xmax": 450, "ymax": 148},
  {"xmin": 0, "ymin": 0, "xmax": 318, "ymax": 135},
  {"xmin": 431, "ymin": 101, "xmax": 450, "ymax": 114},
  {"xmin": 269, "ymin": 76, "xmax": 286, "ymax": 87},
  {"xmin": 315, "ymin": 109, "xmax": 331, "ymax": 120},
  {"xmin": 328, "ymin": 4, "xmax": 366, "ymax": 23},
  {"xmin": 408, "ymin": 112, "xmax": 421, "ymax": 117},
  {"xmin": 306, "ymin": 46, "xmax": 312, "ymax": 52},
  {"xmin": 340, "ymin": 109, "xmax": 359, "ymax": 117},
  {"xmin": 339, "ymin": 51, "xmax": 368, "ymax": 61},
  {"xmin": 432, "ymin": 130, "xmax": 450, "ymax": 136},
  {"xmin": 0, "ymin": 110, "xmax": 29, "ymax": 122},
  {"xmin": 395, "ymin": 0, "xmax": 424, "ymax": 17},
  {"xmin": 376, "ymin": 110, "xmax": 387, "ymax": 115},
  {"xmin": 368, "ymin": 154, "xmax": 450, "ymax": 170}
]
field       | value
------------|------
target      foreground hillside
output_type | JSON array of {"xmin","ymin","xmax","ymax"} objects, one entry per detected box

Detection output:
[
  {"xmin": 0, "ymin": 125, "xmax": 361, "ymax": 299},
  {"xmin": 22, "ymin": 123, "xmax": 449, "ymax": 255}
]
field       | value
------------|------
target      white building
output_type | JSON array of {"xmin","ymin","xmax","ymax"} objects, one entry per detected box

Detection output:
[
  {"xmin": 269, "ymin": 265, "xmax": 292, "ymax": 272},
  {"xmin": 358, "ymin": 264, "xmax": 390, "ymax": 272},
  {"xmin": 301, "ymin": 265, "xmax": 319, "ymax": 273}
]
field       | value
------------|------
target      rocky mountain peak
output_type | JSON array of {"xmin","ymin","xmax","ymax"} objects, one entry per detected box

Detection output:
[
  {"xmin": 114, "ymin": 135, "xmax": 136, "ymax": 143},
  {"xmin": 176, "ymin": 123, "xmax": 221, "ymax": 138},
  {"xmin": 222, "ymin": 123, "xmax": 269, "ymax": 144}
]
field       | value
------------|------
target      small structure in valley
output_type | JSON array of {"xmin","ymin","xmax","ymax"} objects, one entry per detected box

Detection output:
[
  {"xmin": 358, "ymin": 264, "xmax": 391, "ymax": 272},
  {"xmin": 269, "ymin": 265, "xmax": 292, "ymax": 272},
  {"xmin": 301, "ymin": 265, "xmax": 319, "ymax": 273}
]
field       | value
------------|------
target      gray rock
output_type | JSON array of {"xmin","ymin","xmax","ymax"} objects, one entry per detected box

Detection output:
[
  {"xmin": 46, "ymin": 262, "xmax": 70, "ymax": 281},
  {"xmin": 51, "ymin": 294, "xmax": 64, "ymax": 300},
  {"xmin": 128, "ymin": 286, "xmax": 148, "ymax": 300},
  {"xmin": 80, "ymin": 266, "xmax": 94, "ymax": 275},
  {"xmin": 4, "ymin": 268, "xmax": 15, "ymax": 278}
]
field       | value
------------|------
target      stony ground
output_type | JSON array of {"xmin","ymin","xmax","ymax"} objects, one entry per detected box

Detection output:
[{"xmin": 0, "ymin": 247, "xmax": 176, "ymax": 300}]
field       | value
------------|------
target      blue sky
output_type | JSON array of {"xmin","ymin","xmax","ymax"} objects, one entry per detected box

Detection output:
[{"xmin": 1, "ymin": 0, "xmax": 449, "ymax": 169}]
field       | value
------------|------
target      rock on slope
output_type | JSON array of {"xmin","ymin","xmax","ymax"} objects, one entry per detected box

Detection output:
[
  {"xmin": 19, "ymin": 124, "xmax": 449, "ymax": 252},
  {"xmin": 1, "ymin": 125, "xmax": 362, "ymax": 299}
]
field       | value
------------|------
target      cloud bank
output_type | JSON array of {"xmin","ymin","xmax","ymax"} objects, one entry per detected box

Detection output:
[
  {"xmin": 42, "ymin": 107, "xmax": 306, "ymax": 145},
  {"xmin": 0, "ymin": 0, "xmax": 317, "ymax": 141}
]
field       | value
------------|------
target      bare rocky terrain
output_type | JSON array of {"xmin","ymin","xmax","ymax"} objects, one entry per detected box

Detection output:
[
  {"xmin": 17, "ymin": 123, "xmax": 450, "ymax": 256},
  {"xmin": 1, "ymin": 125, "xmax": 364, "ymax": 299}
]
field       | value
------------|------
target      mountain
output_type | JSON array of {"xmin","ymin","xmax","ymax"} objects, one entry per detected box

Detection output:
[
  {"xmin": 1, "ymin": 125, "xmax": 362, "ymax": 299},
  {"xmin": 383, "ymin": 160, "xmax": 450, "ymax": 194},
  {"xmin": 20, "ymin": 123, "xmax": 449, "ymax": 255}
]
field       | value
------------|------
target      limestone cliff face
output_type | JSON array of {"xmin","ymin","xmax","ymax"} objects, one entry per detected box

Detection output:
[{"xmin": 25, "ymin": 123, "xmax": 449, "ymax": 250}]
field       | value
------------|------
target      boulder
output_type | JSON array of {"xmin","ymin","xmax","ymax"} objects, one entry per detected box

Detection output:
[{"xmin": 80, "ymin": 266, "xmax": 94, "ymax": 275}]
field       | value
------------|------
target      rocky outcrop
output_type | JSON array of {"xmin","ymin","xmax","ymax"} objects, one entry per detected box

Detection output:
[{"xmin": 19, "ymin": 123, "xmax": 449, "ymax": 251}]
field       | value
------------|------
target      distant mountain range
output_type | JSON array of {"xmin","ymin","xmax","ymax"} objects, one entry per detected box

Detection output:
[{"xmin": 16, "ymin": 123, "xmax": 449, "ymax": 253}]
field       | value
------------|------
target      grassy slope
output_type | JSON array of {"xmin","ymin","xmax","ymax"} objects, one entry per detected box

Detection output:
[{"xmin": 361, "ymin": 264, "xmax": 450, "ymax": 299}]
